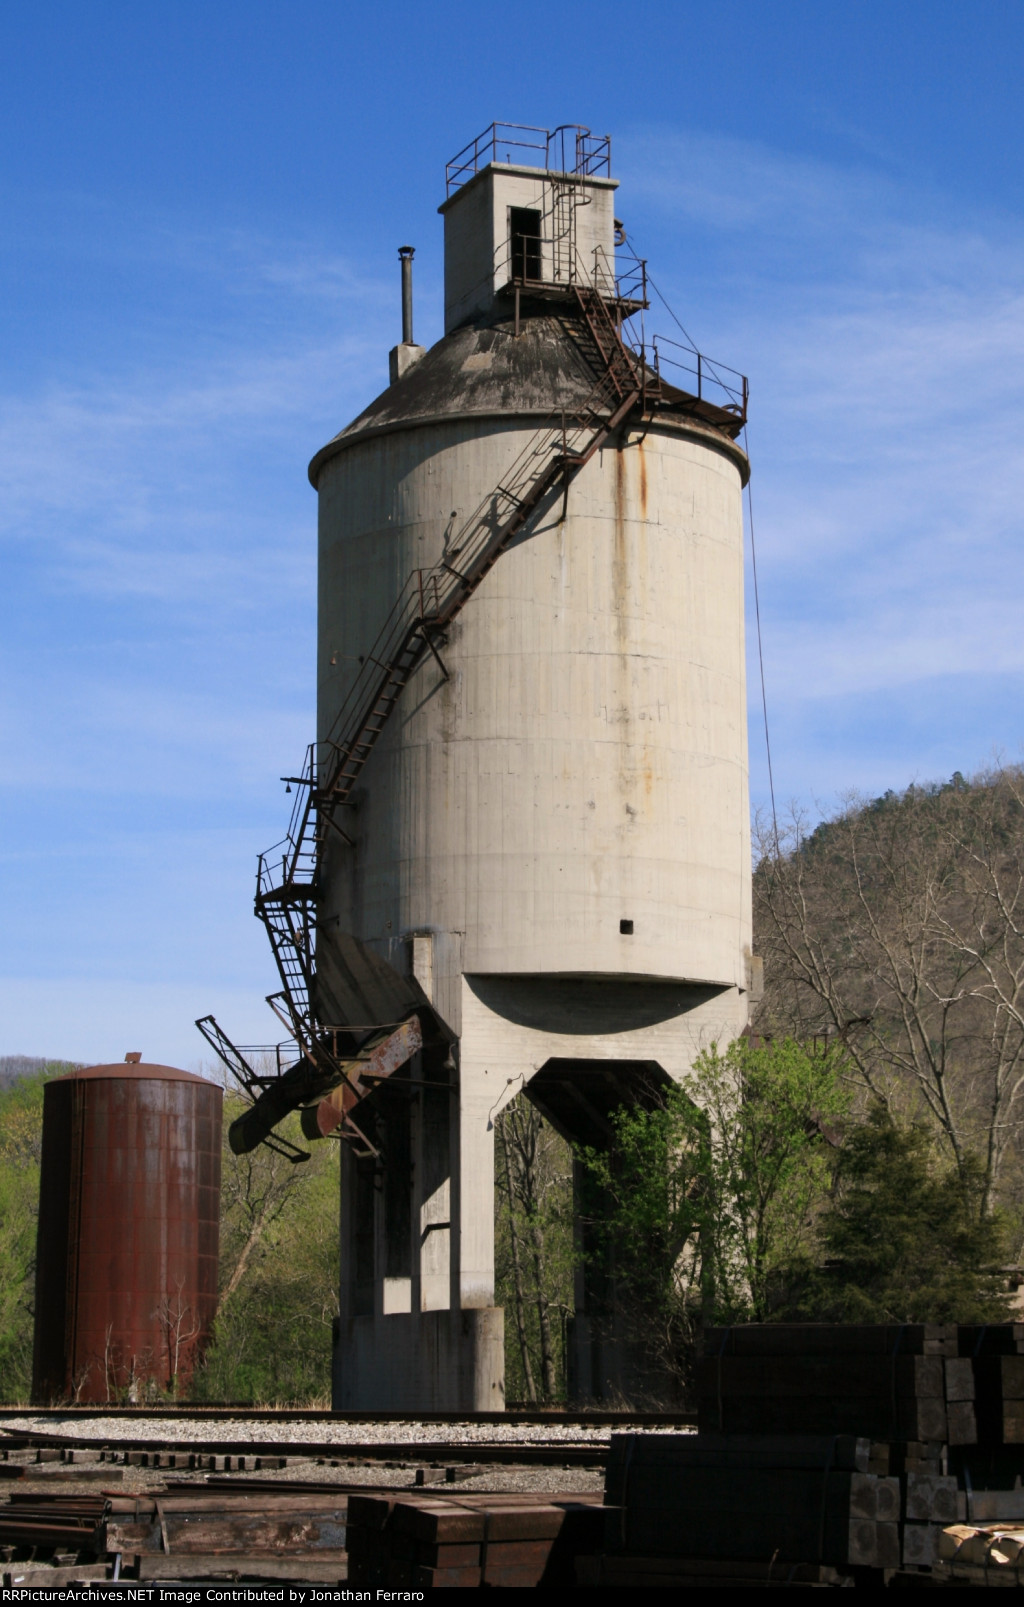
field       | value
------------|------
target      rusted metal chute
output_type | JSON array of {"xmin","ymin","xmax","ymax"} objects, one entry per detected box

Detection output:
[
  {"xmin": 195, "ymin": 1008, "xmax": 427, "ymax": 1161},
  {"xmin": 300, "ymin": 1014, "xmax": 422, "ymax": 1147}
]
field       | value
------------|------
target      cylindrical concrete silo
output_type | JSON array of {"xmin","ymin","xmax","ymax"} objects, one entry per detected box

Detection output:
[
  {"xmin": 308, "ymin": 124, "xmax": 752, "ymax": 1408},
  {"xmin": 32, "ymin": 1058, "xmax": 222, "ymax": 1403}
]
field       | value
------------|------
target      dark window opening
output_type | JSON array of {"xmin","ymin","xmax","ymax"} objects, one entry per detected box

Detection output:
[
  {"xmin": 510, "ymin": 207, "xmax": 542, "ymax": 283},
  {"xmin": 619, "ymin": 919, "xmax": 634, "ymax": 935}
]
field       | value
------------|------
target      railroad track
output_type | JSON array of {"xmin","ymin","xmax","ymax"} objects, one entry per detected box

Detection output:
[
  {"xmin": 4, "ymin": 1434, "xmax": 607, "ymax": 1467},
  {"xmin": 0, "ymin": 1406, "xmax": 693, "ymax": 1470},
  {"xmin": 0, "ymin": 1405, "xmax": 695, "ymax": 1425}
]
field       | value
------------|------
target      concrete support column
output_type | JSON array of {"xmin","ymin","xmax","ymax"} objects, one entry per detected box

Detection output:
[
  {"xmin": 331, "ymin": 1026, "xmax": 505, "ymax": 1411},
  {"xmin": 452, "ymin": 1043, "xmax": 498, "ymax": 1312}
]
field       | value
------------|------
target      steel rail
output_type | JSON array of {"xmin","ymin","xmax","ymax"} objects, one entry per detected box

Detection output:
[
  {"xmin": 0, "ymin": 1406, "xmax": 695, "ymax": 1426},
  {"xmin": 2, "ymin": 1432, "xmax": 633, "ymax": 1467}
]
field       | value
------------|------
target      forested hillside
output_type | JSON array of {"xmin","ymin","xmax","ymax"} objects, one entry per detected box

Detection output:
[
  {"xmin": 752, "ymin": 765, "xmax": 1024, "ymax": 1226},
  {"xmin": 493, "ymin": 766, "xmax": 1024, "ymax": 1400},
  {"xmin": 0, "ymin": 1066, "xmax": 75, "ymax": 1397}
]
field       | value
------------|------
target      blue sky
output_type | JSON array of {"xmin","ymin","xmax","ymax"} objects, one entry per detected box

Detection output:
[{"xmin": 2, "ymin": 1, "xmax": 1022, "ymax": 1066}]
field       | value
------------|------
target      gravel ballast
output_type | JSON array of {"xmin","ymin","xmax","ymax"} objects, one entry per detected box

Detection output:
[{"xmin": 0, "ymin": 1412, "xmax": 685, "ymax": 1447}]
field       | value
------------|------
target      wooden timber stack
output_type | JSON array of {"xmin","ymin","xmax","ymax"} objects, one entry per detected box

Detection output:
[
  {"xmin": 597, "ymin": 1432, "xmax": 970, "ymax": 1580},
  {"xmin": 101, "ymin": 1491, "xmax": 348, "ymax": 1579},
  {"xmin": 699, "ymin": 1323, "xmax": 977, "ymax": 1444},
  {"xmin": 345, "ymin": 1491, "xmax": 604, "ymax": 1589},
  {"xmin": 959, "ymin": 1323, "xmax": 1024, "ymax": 1447},
  {"xmin": 0, "ymin": 1486, "xmax": 349, "ymax": 1584},
  {"xmin": 586, "ymin": 1325, "xmax": 1024, "ymax": 1585},
  {"xmin": 603, "ymin": 1434, "xmax": 900, "ymax": 1573},
  {"xmin": 936, "ymin": 1520, "xmax": 1024, "ymax": 1584}
]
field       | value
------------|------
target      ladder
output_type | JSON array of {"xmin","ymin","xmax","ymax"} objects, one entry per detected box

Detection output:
[
  {"xmin": 255, "ymin": 287, "xmax": 649, "ymax": 1079},
  {"xmin": 550, "ymin": 178, "xmax": 578, "ymax": 284}
]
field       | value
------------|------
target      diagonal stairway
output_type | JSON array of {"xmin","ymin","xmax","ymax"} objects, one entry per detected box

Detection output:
[{"xmin": 255, "ymin": 285, "xmax": 650, "ymax": 1089}]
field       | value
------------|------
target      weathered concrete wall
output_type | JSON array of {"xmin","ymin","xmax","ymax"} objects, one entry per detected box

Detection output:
[
  {"xmin": 317, "ymin": 370, "xmax": 751, "ymax": 1407},
  {"xmin": 440, "ymin": 163, "xmax": 619, "ymax": 331},
  {"xmin": 318, "ymin": 415, "xmax": 751, "ymax": 1015},
  {"xmin": 333, "ymin": 1045, "xmax": 503, "ymax": 1410}
]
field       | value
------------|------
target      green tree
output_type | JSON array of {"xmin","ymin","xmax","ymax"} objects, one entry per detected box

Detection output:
[
  {"xmin": 685, "ymin": 1036, "xmax": 851, "ymax": 1319},
  {"xmin": 494, "ymin": 1097, "xmax": 574, "ymax": 1403},
  {"xmin": 575, "ymin": 1038, "xmax": 851, "ymax": 1393},
  {"xmin": 0, "ymin": 1065, "xmax": 78, "ymax": 1403},
  {"xmin": 808, "ymin": 1106, "xmax": 1012, "ymax": 1323},
  {"xmin": 191, "ymin": 1097, "xmax": 340, "ymax": 1404}
]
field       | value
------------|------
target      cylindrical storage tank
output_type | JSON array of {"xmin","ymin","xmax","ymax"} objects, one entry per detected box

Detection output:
[
  {"xmin": 311, "ymin": 314, "xmax": 751, "ymax": 1025},
  {"xmin": 32, "ymin": 1060, "xmax": 222, "ymax": 1404}
]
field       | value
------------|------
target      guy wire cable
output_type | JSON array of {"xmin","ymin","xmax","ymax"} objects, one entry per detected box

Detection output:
[{"xmin": 742, "ymin": 422, "xmax": 780, "ymax": 862}]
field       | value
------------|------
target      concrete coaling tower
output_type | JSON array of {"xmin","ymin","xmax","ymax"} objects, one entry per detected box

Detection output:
[{"xmin": 272, "ymin": 124, "xmax": 754, "ymax": 1409}]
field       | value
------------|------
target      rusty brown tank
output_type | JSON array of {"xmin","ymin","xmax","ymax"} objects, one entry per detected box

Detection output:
[{"xmin": 32, "ymin": 1057, "xmax": 222, "ymax": 1403}]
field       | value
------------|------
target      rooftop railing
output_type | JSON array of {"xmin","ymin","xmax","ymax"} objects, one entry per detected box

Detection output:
[
  {"xmin": 650, "ymin": 333, "xmax": 749, "ymax": 422},
  {"xmin": 446, "ymin": 122, "xmax": 611, "ymax": 194}
]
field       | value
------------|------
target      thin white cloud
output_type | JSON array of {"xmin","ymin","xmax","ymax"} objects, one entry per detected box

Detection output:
[{"xmin": 619, "ymin": 127, "xmax": 1024, "ymax": 804}]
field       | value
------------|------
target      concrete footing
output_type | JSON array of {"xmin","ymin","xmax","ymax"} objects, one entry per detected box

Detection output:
[{"xmin": 332, "ymin": 1307, "xmax": 503, "ymax": 1412}]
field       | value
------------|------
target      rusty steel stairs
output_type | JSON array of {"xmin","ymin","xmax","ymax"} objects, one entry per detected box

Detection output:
[{"xmin": 253, "ymin": 281, "xmax": 650, "ymax": 1097}]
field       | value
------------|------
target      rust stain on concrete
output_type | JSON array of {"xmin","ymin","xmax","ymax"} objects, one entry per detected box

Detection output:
[{"xmin": 614, "ymin": 448, "xmax": 628, "ymax": 654}]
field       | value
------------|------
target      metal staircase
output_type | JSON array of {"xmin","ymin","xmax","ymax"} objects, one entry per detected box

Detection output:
[{"xmin": 254, "ymin": 285, "xmax": 650, "ymax": 1088}]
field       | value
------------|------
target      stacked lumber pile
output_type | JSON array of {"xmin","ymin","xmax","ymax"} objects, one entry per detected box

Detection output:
[
  {"xmin": 101, "ymin": 1490, "xmax": 348, "ymax": 1580},
  {"xmin": 345, "ymin": 1491, "xmax": 604, "ymax": 1588},
  {"xmin": 960, "ymin": 1323, "xmax": 1024, "ymax": 1446},
  {"xmin": 584, "ymin": 1326, "xmax": 1024, "ymax": 1585},
  {"xmin": 936, "ymin": 1521, "xmax": 1024, "ymax": 1584},
  {"xmin": 0, "ymin": 1485, "xmax": 349, "ymax": 1584},
  {"xmin": 603, "ymin": 1434, "xmax": 900, "ymax": 1574},
  {"xmin": 596, "ymin": 1433, "xmax": 970, "ymax": 1581},
  {"xmin": 699, "ymin": 1323, "xmax": 976, "ymax": 1444}
]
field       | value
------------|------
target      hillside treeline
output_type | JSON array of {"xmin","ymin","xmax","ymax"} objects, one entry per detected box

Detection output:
[{"xmin": 753, "ymin": 765, "xmax": 1024, "ymax": 1220}]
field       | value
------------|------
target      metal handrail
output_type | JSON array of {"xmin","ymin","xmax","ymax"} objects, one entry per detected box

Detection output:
[
  {"xmin": 650, "ymin": 333, "xmax": 749, "ymax": 420},
  {"xmin": 446, "ymin": 122, "xmax": 611, "ymax": 195},
  {"xmin": 496, "ymin": 234, "xmax": 645, "ymax": 308},
  {"xmin": 229, "ymin": 1042, "xmax": 299, "ymax": 1076}
]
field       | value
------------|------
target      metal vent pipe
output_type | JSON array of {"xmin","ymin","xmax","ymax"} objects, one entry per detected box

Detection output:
[{"xmin": 398, "ymin": 246, "xmax": 415, "ymax": 345}]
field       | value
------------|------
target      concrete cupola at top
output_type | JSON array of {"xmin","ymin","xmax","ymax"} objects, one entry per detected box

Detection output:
[
  {"xmin": 439, "ymin": 123, "xmax": 619, "ymax": 332},
  {"xmin": 253, "ymin": 122, "xmax": 756, "ymax": 1412}
]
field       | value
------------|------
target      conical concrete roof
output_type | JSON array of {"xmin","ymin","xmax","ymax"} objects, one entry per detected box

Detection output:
[
  {"xmin": 309, "ymin": 308, "xmax": 746, "ymax": 487},
  {"xmin": 309, "ymin": 311, "xmax": 596, "ymax": 485}
]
